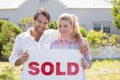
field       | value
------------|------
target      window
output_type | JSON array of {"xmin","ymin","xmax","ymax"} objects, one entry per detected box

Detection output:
[
  {"xmin": 39, "ymin": 0, "xmax": 48, "ymax": 2},
  {"xmin": 93, "ymin": 21, "xmax": 111, "ymax": 33},
  {"xmin": 0, "ymin": 18, "xmax": 9, "ymax": 21},
  {"xmin": 93, "ymin": 23, "xmax": 101, "ymax": 31},
  {"xmin": 103, "ymin": 23, "xmax": 110, "ymax": 33}
]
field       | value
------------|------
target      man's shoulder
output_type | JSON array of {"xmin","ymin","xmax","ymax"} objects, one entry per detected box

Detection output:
[
  {"xmin": 44, "ymin": 29, "xmax": 59, "ymax": 36},
  {"xmin": 44, "ymin": 29, "xmax": 56, "ymax": 33},
  {"xmin": 15, "ymin": 32, "xmax": 27, "ymax": 40}
]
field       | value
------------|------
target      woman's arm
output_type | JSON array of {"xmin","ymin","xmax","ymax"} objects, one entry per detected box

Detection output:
[{"xmin": 82, "ymin": 38, "xmax": 92, "ymax": 69}]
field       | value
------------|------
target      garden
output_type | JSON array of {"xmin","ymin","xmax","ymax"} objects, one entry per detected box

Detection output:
[
  {"xmin": 0, "ymin": 20, "xmax": 120, "ymax": 80},
  {"xmin": 0, "ymin": 59, "xmax": 120, "ymax": 80}
]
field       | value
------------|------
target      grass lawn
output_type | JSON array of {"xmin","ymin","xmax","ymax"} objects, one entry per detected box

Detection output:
[
  {"xmin": 0, "ymin": 61, "xmax": 22, "ymax": 80},
  {"xmin": 0, "ymin": 59, "xmax": 120, "ymax": 80},
  {"xmin": 85, "ymin": 59, "xmax": 120, "ymax": 80}
]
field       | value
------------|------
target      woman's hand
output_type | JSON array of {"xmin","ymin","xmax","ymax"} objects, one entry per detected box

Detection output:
[{"xmin": 81, "ymin": 58, "xmax": 90, "ymax": 69}]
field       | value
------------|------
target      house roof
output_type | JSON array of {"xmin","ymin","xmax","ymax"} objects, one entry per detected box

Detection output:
[
  {"xmin": 0, "ymin": 0, "xmax": 113, "ymax": 10},
  {"xmin": 0, "ymin": 0, "xmax": 27, "ymax": 9},
  {"xmin": 58, "ymin": 0, "xmax": 113, "ymax": 8}
]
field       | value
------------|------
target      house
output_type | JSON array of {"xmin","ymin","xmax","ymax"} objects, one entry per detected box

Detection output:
[{"xmin": 0, "ymin": 0, "xmax": 120, "ymax": 34}]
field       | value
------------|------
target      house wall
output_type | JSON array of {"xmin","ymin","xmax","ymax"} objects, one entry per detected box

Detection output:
[
  {"xmin": 66, "ymin": 8, "xmax": 120, "ymax": 34},
  {"xmin": 0, "ymin": 0, "xmax": 119, "ymax": 34}
]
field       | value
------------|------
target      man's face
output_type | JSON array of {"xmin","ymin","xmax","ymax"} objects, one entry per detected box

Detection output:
[{"xmin": 34, "ymin": 14, "xmax": 49, "ymax": 34}]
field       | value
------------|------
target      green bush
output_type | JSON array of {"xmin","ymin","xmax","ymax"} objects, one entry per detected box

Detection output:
[
  {"xmin": 0, "ymin": 65, "xmax": 14, "ymax": 80},
  {"xmin": 86, "ymin": 30, "xmax": 120, "ymax": 48},
  {"xmin": 87, "ymin": 30, "xmax": 110, "ymax": 46},
  {"xmin": 1, "ymin": 42, "xmax": 13, "ymax": 58},
  {"xmin": 47, "ymin": 21, "xmax": 58, "ymax": 30},
  {"xmin": 79, "ymin": 26, "xmax": 87, "ymax": 37},
  {"xmin": 0, "ymin": 20, "xmax": 22, "ymax": 59},
  {"xmin": 0, "ymin": 74, "xmax": 14, "ymax": 80}
]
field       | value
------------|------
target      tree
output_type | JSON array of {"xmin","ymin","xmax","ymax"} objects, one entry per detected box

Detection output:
[{"xmin": 112, "ymin": 0, "xmax": 120, "ymax": 29}]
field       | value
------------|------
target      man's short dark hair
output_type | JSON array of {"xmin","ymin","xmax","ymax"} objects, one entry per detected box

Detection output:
[{"xmin": 34, "ymin": 8, "xmax": 50, "ymax": 23}]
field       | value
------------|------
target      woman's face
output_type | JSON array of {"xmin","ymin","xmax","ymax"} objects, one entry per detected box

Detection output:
[{"xmin": 59, "ymin": 20, "xmax": 73, "ymax": 37}]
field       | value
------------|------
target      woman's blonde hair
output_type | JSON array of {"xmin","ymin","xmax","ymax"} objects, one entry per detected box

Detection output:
[{"xmin": 58, "ymin": 13, "xmax": 80, "ymax": 37}]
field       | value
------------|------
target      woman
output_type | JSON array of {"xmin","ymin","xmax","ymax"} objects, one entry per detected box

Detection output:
[{"xmin": 50, "ymin": 13, "xmax": 92, "ymax": 79}]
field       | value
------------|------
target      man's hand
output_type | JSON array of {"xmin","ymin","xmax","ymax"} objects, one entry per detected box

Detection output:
[
  {"xmin": 78, "ymin": 39, "xmax": 88, "ymax": 54},
  {"xmin": 15, "ymin": 50, "xmax": 29, "ymax": 66},
  {"xmin": 74, "ymin": 32, "xmax": 88, "ymax": 54},
  {"xmin": 20, "ymin": 50, "xmax": 29, "ymax": 64}
]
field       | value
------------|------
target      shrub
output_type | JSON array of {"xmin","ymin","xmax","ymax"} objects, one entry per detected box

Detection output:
[
  {"xmin": 86, "ymin": 30, "xmax": 109, "ymax": 47},
  {"xmin": 79, "ymin": 26, "xmax": 87, "ymax": 37},
  {"xmin": 47, "ymin": 21, "xmax": 58, "ymax": 30},
  {"xmin": 87, "ymin": 29, "xmax": 120, "ymax": 48},
  {"xmin": 1, "ymin": 42, "xmax": 13, "ymax": 58},
  {"xmin": 0, "ymin": 20, "xmax": 22, "ymax": 59}
]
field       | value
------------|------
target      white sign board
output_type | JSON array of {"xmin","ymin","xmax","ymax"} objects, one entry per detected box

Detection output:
[{"xmin": 23, "ymin": 49, "xmax": 84, "ymax": 80}]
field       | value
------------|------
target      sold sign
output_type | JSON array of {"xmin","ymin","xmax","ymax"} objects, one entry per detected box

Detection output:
[{"xmin": 23, "ymin": 49, "xmax": 84, "ymax": 80}]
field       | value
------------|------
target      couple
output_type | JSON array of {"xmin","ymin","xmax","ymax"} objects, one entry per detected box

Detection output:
[{"xmin": 9, "ymin": 8, "xmax": 92, "ymax": 80}]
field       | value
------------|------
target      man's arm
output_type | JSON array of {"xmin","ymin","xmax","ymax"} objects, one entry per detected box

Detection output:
[
  {"xmin": 9, "ymin": 35, "xmax": 24, "ymax": 66},
  {"xmin": 75, "ymin": 32, "xmax": 87, "ymax": 54},
  {"xmin": 46, "ymin": 29, "xmax": 87, "ymax": 53},
  {"xmin": 9, "ymin": 36, "xmax": 20, "ymax": 66},
  {"xmin": 9, "ymin": 35, "xmax": 29, "ymax": 66}
]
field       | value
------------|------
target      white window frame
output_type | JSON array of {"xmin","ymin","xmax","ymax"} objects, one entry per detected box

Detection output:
[
  {"xmin": 0, "ymin": 18, "xmax": 9, "ymax": 21},
  {"xmin": 103, "ymin": 22, "xmax": 111, "ymax": 33},
  {"xmin": 93, "ymin": 21, "xmax": 111, "ymax": 33},
  {"xmin": 39, "ymin": 0, "xmax": 49, "ymax": 3},
  {"xmin": 93, "ymin": 22, "xmax": 101, "ymax": 31}
]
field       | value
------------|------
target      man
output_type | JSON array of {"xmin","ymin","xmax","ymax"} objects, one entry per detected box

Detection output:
[{"xmin": 9, "ymin": 8, "xmax": 87, "ymax": 79}]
